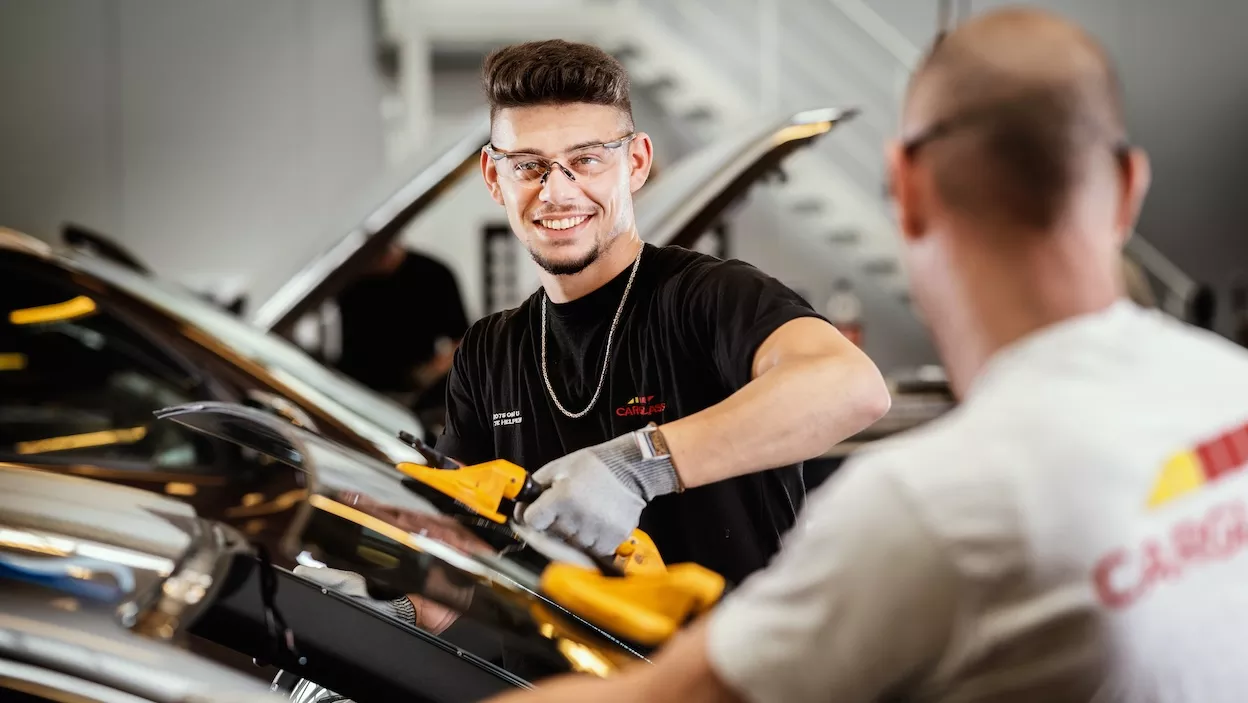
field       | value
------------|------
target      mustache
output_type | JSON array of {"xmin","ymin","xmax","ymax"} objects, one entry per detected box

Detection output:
[{"xmin": 530, "ymin": 209, "xmax": 596, "ymax": 220}]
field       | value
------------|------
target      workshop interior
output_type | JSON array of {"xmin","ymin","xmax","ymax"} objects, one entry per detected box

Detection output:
[{"xmin": 2, "ymin": 0, "xmax": 1247, "ymax": 701}]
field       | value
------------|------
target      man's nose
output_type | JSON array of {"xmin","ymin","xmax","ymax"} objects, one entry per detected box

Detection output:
[{"xmin": 539, "ymin": 163, "xmax": 579, "ymax": 202}]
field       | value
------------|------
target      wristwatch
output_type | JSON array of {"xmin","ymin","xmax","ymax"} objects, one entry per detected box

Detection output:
[{"xmin": 635, "ymin": 422, "xmax": 683, "ymax": 492}]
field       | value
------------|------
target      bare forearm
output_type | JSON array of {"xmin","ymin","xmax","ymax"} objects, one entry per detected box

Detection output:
[
  {"xmin": 486, "ymin": 623, "xmax": 740, "ymax": 703},
  {"xmin": 663, "ymin": 353, "xmax": 889, "ymax": 488},
  {"xmin": 487, "ymin": 672, "xmax": 645, "ymax": 703}
]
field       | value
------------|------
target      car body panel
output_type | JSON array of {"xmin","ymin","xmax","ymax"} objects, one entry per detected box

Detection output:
[
  {"xmin": 0, "ymin": 466, "xmax": 527, "ymax": 702},
  {"xmin": 0, "ymin": 585, "xmax": 282, "ymax": 703},
  {"xmin": 0, "ymin": 465, "xmax": 279, "ymax": 702},
  {"xmin": 0, "ymin": 465, "xmax": 246, "ymax": 637}
]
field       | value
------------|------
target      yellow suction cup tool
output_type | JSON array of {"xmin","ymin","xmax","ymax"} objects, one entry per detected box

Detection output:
[
  {"xmin": 396, "ymin": 459, "xmax": 534, "ymax": 523},
  {"xmin": 396, "ymin": 457, "xmax": 666, "ymax": 574},
  {"xmin": 612, "ymin": 529, "xmax": 665, "ymax": 576},
  {"xmin": 540, "ymin": 562, "xmax": 726, "ymax": 646}
]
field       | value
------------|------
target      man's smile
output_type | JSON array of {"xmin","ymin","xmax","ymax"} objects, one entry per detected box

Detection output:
[{"xmin": 534, "ymin": 213, "xmax": 595, "ymax": 238}]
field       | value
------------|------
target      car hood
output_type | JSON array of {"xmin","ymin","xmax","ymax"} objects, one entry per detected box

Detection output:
[
  {"xmin": 249, "ymin": 113, "xmax": 493, "ymax": 336},
  {"xmin": 248, "ymin": 107, "xmax": 857, "ymax": 338},
  {"xmin": 635, "ymin": 107, "xmax": 858, "ymax": 247}
]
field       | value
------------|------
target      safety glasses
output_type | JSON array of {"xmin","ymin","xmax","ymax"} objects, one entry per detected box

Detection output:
[
  {"xmin": 900, "ymin": 110, "xmax": 1132, "ymax": 164},
  {"xmin": 484, "ymin": 133, "xmax": 637, "ymax": 186}
]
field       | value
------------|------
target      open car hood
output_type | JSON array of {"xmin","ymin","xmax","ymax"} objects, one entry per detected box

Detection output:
[
  {"xmin": 635, "ymin": 107, "xmax": 858, "ymax": 247},
  {"xmin": 249, "ymin": 113, "xmax": 492, "ymax": 337},
  {"xmin": 154, "ymin": 401, "xmax": 720, "ymax": 679}
]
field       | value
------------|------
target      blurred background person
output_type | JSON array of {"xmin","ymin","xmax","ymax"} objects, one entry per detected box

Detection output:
[{"xmin": 335, "ymin": 242, "xmax": 470, "ymax": 436}]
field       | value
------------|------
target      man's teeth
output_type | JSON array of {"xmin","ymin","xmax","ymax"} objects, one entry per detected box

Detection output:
[{"xmin": 539, "ymin": 215, "xmax": 589, "ymax": 230}]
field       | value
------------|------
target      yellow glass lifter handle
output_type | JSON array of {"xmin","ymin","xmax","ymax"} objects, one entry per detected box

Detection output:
[
  {"xmin": 540, "ymin": 562, "xmax": 726, "ymax": 646},
  {"xmin": 397, "ymin": 458, "xmax": 727, "ymax": 647},
  {"xmin": 396, "ymin": 459, "xmax": 664, "ymax": 573}
]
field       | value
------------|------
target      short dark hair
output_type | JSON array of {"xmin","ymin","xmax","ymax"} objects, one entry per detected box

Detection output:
[
  {"xmin": 482, "ymin": 39, "xmax": 633, "ymax": 126},
  {"xmin": 905, "ymin": 14, "xmax": 1126, "ymax": 231}
]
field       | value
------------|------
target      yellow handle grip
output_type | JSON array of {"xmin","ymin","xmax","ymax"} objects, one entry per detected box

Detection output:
[
  {"xmin": 396, "ymin": 459, "xmax": 528, "ymax": 523},
  {"xmin": 539, "ymin": 562, "xmax": 726, "ymax": 646},
  {"xmin": 397, "ymin": 460, "xmax": 666, "ymax": 571}
]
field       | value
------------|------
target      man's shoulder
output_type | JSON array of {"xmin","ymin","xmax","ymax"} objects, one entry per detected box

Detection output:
[
  {"xmin": 836, "ymin": 404, "xmax": 1023, "ymax": 541},
  {"xmin": 458, "ymin": 296, "xmax": 537, "ymax": 360},
  {"xmin": 648, "ymin": 244, "xmax": 763, "ymax": 280},
  {"xmin": 646, "ymin": 244, "xmax": 794, "ymax": 304}
]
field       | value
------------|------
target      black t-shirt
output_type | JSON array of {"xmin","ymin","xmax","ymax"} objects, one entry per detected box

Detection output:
[
  {"xmin": 436, "ymin": 244, "xmax": 823, "ymax": 586},
  {"xmin": 336, "ymin": 252, "xmax": 469, "ymax": 393}
]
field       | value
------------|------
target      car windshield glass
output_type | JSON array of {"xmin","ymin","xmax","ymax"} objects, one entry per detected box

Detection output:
[{"xmin": 67, "ymin": 256, "xmax": 421, "ymax": 463}]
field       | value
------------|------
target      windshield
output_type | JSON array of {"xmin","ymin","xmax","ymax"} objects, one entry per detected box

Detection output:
[{"xmin": 66, "ymin": 254, "xmax": 422, "ymax": 464}]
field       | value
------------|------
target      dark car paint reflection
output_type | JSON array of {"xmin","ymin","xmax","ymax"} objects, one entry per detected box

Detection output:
[{"xmin": 156, "ymin": 401, "xmax": 652, "ymax": 679}]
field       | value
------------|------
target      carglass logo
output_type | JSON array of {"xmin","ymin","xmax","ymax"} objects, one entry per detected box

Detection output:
[
  {"xmin": 615, "ymin": 395, "xmax": 666, "ymax": 417},
  {"xmin": 1092, "ymin": 419, "xmax": 1248, "ymax": 610}
]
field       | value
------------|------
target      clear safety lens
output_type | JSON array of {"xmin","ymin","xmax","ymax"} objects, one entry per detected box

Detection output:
[{"xmin": 503, "ymin": 145, "xmax": 620, "ymax": 183}]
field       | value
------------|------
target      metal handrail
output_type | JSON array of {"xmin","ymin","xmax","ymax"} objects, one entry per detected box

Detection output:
[{"xmin": 1124, "ymin": 233, "xmax": 1203, "ymax": 321}]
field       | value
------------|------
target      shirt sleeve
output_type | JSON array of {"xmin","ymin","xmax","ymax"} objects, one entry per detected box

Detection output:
[
  {"xmin": 672, "ymin": 258, "xmax": 827, "ymax": 389},
  {"xmin": 434, "ymin": 327, "xmax": 494, "ymax": 466},
  {"xmin": 705, "ymin": 457, "xmax": 959, "ymax": 703}
]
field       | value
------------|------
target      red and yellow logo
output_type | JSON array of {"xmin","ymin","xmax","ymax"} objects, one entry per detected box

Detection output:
[
  {"xmin": 1147, "ymin": 420, "xmax": 1248, "ymax": 509},
  {"xmin": 616, "ymin": 395, "xmax": 666, "ymax": 417},
  {"xmin": 1094, "ymin": 419, "xmax": 1248, "ymax": 610}
]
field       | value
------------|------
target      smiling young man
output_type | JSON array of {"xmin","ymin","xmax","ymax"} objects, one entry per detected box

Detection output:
[
  {"xmin": 485, "ymin": 10, "xmax": 1248, "ymax": 703},
  {"xmin": 434, "ymin": 39, "xmax": 890, "ymax": 586}
]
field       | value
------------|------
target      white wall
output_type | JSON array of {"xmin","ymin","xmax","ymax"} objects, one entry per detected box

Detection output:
[
  {"xmin": 0, "ymin": 0, "xmax": 122, "ymax": 246},
  {"xmin": 0, "ymin": 0, "xmax": 388, "ymax": 305}
]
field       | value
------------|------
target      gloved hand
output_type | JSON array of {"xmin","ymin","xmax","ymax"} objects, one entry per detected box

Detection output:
[{"xmin": 517, "ymin": 430, "xmax": 680, "ymax": 557}]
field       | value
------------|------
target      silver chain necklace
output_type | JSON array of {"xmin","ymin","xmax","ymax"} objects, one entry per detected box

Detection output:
[{"xmin": 541, "ymin": 247, "xmax": 644, "ymax": 419}]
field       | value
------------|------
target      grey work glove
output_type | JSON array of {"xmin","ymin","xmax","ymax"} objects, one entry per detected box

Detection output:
[{"xmin": 517, "ymin": 431, "xmax": 680, "ymax": 557}]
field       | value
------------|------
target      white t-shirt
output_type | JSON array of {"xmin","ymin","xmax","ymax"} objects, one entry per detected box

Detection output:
[{"xmin": 708, "ymin": 300, "xmax": 1248, "ymax": 702}]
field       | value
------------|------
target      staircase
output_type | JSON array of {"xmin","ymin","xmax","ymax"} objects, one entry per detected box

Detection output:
[{"xmin": 382, "ymin": 0, "xmax": 951, "ymax": 370}]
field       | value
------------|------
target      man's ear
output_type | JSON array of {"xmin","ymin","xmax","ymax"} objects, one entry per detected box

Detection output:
[
  {"xmin": 481, "ymin": 149, "xmax": 504, "ymax": 206},
  {"xmin": 1117, "ymin": 147, "xmax": 1152, "ymax": 244},
  {"xmin": 628, "ymin": 132, "xmax": 655, "ymax": 194},
  {"xmin": 886, "ymin": 140, "xmax": 926, "ymax": 241}
]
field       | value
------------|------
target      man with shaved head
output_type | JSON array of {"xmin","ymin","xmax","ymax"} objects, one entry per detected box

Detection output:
[{"xmin": 488, "ymin": 8, "xmax": 1248, "ymax": 702}]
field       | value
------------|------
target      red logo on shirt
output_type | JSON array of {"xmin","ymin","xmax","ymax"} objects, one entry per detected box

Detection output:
[
  {"xmin": 616, "ymin": 395, "xmax": 666, "ymax": 417},
  {"xmin": 1145, "ymin": 420, "xmax": 1248, "ymax": 509},
  {"xmin": 1093, "ymin": 498, "xmax": 1248, "ymax": 609},
  {"xmin": 1092, "ymin": 419, "xmax": 1248, "ymax": 610}
]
